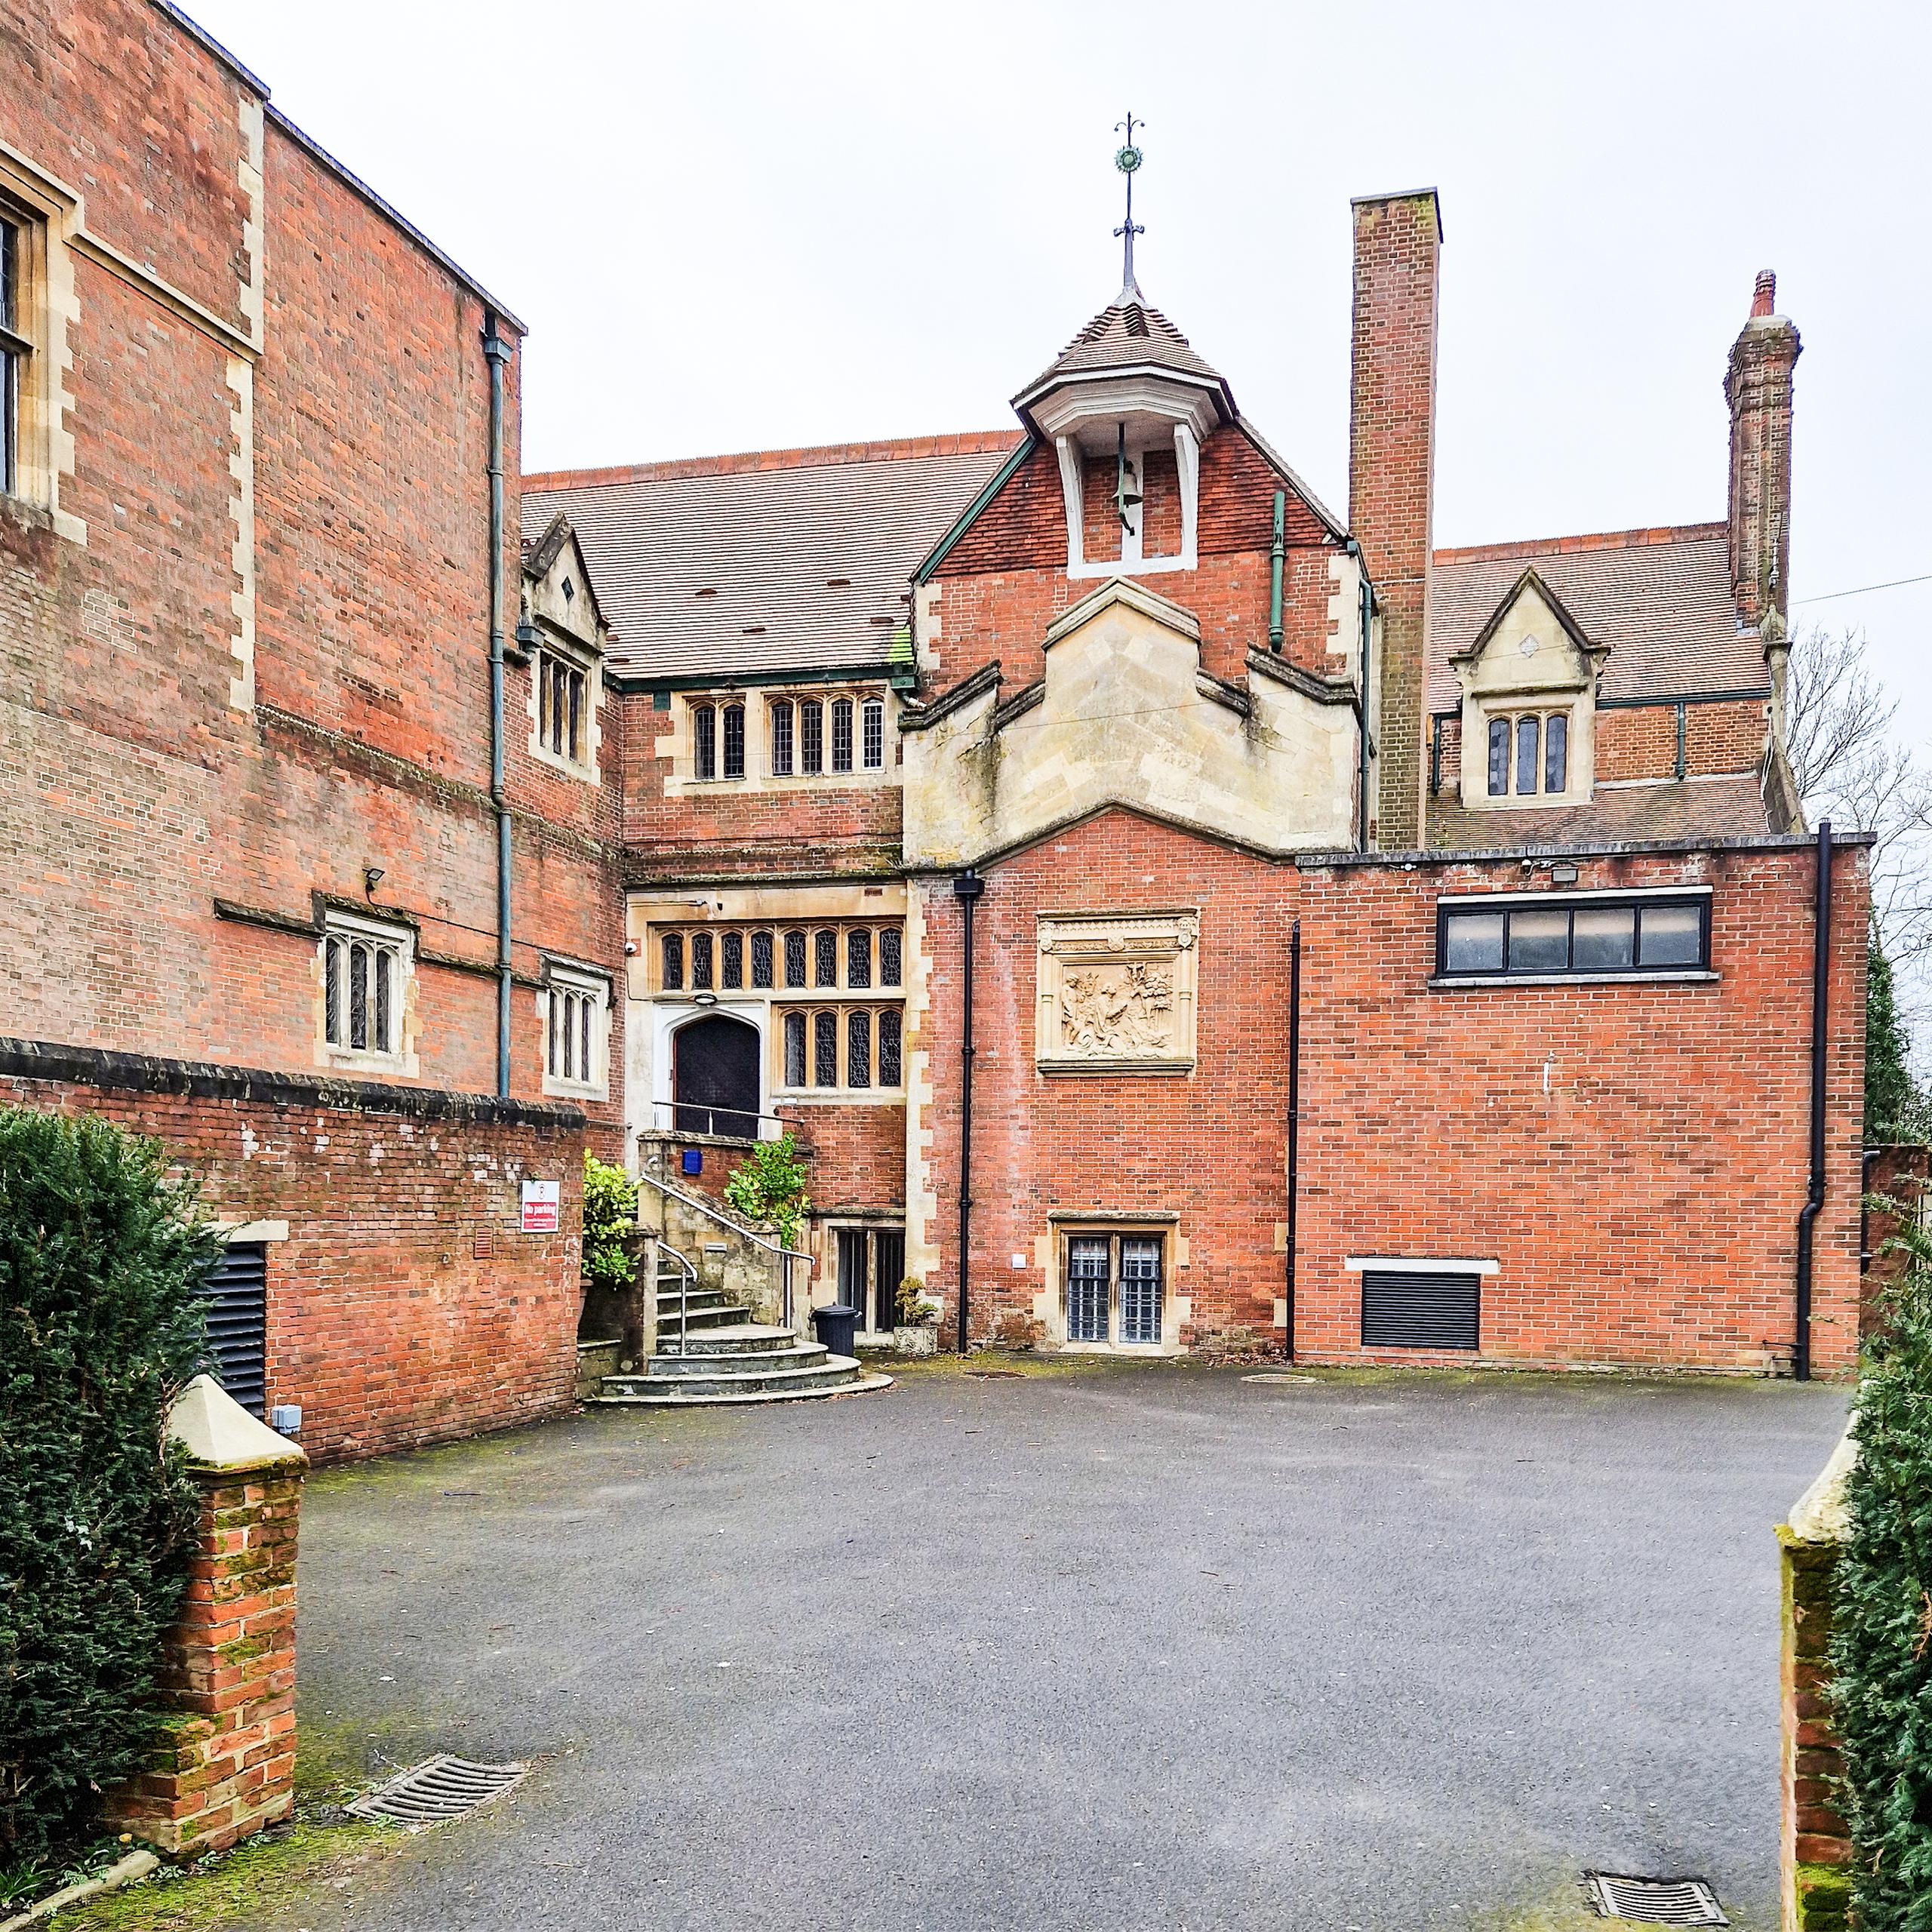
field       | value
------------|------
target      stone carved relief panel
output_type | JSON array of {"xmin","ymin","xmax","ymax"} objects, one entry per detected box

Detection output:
[{"xmin": 1035, "ymin": 911, "xmax": 1198, "ymax": 1075}]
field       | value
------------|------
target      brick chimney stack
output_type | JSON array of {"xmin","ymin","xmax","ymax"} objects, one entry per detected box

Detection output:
[
  {"xmin": 1349, "ymin": 189, "xmax": 1443, "ymax": 850},
  {"xmin": 1725, "ymin": 269, "xmax": 1801, "ymax": 635}
]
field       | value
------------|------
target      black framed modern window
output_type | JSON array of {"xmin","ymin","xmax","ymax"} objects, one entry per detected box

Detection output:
[{"xmin": 1435, "ymin": 894, "xmax": 1709, "ymax": 980}]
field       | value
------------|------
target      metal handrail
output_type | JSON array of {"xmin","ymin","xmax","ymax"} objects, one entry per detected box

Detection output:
[
  {"xmin": 645, "ymin": 1099, "xmax": 797, "ymax": 1140},
  {"xmin": 635, "ymin": 1168, "xmax": 815, "ymax": 1332},
  {"xmin": 655, "ymin": 1234, "xmax": 698, "ymax": 1357}
]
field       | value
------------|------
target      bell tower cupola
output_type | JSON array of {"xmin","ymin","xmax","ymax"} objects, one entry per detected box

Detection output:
[{"xmin": 1009, "ymin": 119, "xmax": 1236, "ymax": 579}]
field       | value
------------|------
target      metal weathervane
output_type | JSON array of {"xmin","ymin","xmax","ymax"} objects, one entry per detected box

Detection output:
[
  {"xmin": 1113, "ymin": 115, "xmax": 1146, "ymax": 532},
  {"xmin": 1114, "ymin": 112, "xmax": 1145, "ymax": 300}
]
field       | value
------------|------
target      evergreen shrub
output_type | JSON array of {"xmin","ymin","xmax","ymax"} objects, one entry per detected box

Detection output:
[
  {"xmin": 1832, "ymin": 1204, "xmax": 1932, "ymax": 1931},
  {"xmin": 0, "ymin": 1109, "xmax": 214, "ymax": 1862}
]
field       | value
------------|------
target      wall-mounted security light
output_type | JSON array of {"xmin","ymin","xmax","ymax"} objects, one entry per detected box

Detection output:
[{"xmin": 363, "ymin": 867, "xmax": 385, "ymax": 897}]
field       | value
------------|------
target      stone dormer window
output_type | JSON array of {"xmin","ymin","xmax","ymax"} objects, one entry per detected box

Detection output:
[
  {"xmin": 1451, "ymin": 571, "xmax": 1604, "ymax": 811},
  {"xmin": 521, "ymin": 518, "xmax": 608, "ymax": 785}
]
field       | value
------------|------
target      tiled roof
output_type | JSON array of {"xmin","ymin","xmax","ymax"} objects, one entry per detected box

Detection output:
[
  {"xmin": 521, "ymin": 433, "xmax": 1021, "ymax": 681},
  {"xmin": 1427, "ymin": 525, "xmax": 1762, "ymax": 710},
  {"xmin": 1426, "ymin": 773, "xmax": 1774, "ymax": 849},
  {"xmin": 1017, "ymin": 297, "xmax": 1229, "ymax": 400}
]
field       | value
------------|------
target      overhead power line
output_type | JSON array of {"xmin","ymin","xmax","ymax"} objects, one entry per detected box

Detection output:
[{"xmin": 1795, "ymin": 571, "xmax": 1932, "ymax": 605}]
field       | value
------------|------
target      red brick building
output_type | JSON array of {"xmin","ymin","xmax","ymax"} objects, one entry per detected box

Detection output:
[
  {"xmin": 0, "ymin": 1, "xmax": 626, "ymax": 1456},
  {"xmin": 529, "ymin": 189, "xmax": 1866, "ymax": 1380},
  {"xmin": 1, "ymin": 4, "xmax": 1865, "ymax": 1423}
]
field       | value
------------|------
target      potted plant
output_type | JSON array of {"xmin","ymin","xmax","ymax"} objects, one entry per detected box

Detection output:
[{"xmin": 893, "ymin": 1276, "xmax": 940, "ymax": 1356}]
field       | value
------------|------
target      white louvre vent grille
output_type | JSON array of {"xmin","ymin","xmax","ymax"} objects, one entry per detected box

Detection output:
[
  {"xmin": 1584, "ymin": 1872, "xmax": 1727, "ymax": 1925},
  {"xmin": 346, "ymin": 1755, "xmax": 527, "ymax": 1826}
]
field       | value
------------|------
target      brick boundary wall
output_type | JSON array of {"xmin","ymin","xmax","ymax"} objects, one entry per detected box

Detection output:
[
  {"xmin": 1779, "ymin": 1432, "xmax": 1856, "ymax": 1932},
  {"xmin": 1862, "ymin": 1144, "xmax": 1930, "ymax": 1338},
  {"xmin": 105, "ymin": 1379, "xmax": 308, "ymax": 1858},
  {"xmin": 0, "ymin": 1038, "xmax": 587, "ymax": 1463}
]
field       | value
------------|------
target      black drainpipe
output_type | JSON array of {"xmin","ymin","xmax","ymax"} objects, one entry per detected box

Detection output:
[
  {"xmin": 1284, "ymin": 916, "xmax": 1302, "ymax": 1361},
  {"xmin": 483, "ymin": 315, "xmax": 513, "ymax": 1100},
  {"xmin": 1794, "ymin": 819, "xmax": 1832, "ymax": 1382},
  {"xmin": 953, "ymin": 869, "xmax": 985, "ymax": 1353}
]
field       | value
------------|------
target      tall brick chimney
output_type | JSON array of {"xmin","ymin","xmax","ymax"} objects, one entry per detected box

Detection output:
[
  {"xmin": 1349, "ymin": 189, "xmax": 1443, "ymax": 850},
  {"xmin": 1725, "ymin": 269, "xmax": 1801, "ymax": 635}
]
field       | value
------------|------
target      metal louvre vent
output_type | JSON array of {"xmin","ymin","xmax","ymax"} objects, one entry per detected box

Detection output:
[
  {"xmin": 1584, "ymin": 1873, "xmax": 1727, "ymax": 1925},
  {"xmin": 346, "ymin": 1755, "xmax": 527, "ymax": 1825},
  {"xmin": 193, "ymin": 1241, "xmax": 268, "ymax": 1417},
  {"xmin": 1360, "ymin": 1269, "xmax": 1481, "ymax": 1352}
]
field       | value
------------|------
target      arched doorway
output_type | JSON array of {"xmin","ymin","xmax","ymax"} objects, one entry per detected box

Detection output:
[{"xmin": 672, "ymin": 1014, "xmax": 761, "ymax": 1138}]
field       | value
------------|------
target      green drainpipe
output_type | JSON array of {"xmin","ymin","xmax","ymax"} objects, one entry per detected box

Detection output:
[{"xmin": 1267, "ymin": 491, "xmax": 1286, "ymax": 652}]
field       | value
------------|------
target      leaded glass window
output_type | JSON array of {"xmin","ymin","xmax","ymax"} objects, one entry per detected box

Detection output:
[
  {"xmin": 831, "ymin": 698, "xmax": 854, "ymax": 773},
  {"xmin": 721, "ymin": 931, "xmax": 743, "ymax": 989},
  {"xmin": 784, "ymin": 1010, "xmax": 806, "ymax": 1088},
  {"xmin": 751, "ymin": 930, "xmax": 774, "ymax": 988},
  {"xmin": 691, "ymin": 931, "xmax": 713, "ymax": 990},
  {"xmin": 880, "ymin": 927, "xmax": 902, "ymax": 987},
  {"xmin": 814, "ymin": 928, "xmax": 836, "ymax": 989},
  {"xmin": 784, "ymin": 931, "xmax": 807, "ymax": 988},
  {"xmin": 877, "ymin": 1009, "xmax": 901, "ymax": 1088},
  {"xmin": 847, "ymin": 928, "xmax": 872, "ymax": 989},
  {"xmin": 814, "ymin": 1010, "xmax": 838, "ymax": 1088},
  {"xmin": 847, "ymin": 1010, "xmax": 872, "ymax": 1089},
  {"xmin": 661, "ymin": 932, "xmax": 684, "ymax": 990}
]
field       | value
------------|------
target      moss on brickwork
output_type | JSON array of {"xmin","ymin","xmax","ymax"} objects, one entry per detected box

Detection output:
[{"xmin": 1790, "ymin": 1862, "xmax": 1853, "ymax": 1932}]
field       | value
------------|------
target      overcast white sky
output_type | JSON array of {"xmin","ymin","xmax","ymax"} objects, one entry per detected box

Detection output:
[{"xmin": 189, "ymin": 0, "xmax": 1931, "ymax": 749}]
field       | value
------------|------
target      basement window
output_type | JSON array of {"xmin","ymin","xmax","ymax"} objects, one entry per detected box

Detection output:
[
  {"xmin": 1435, "ymin": 891, "xmax": 1711, "ymax": 983},
  {"xmin": 1063, "ymin": 1232, "xmax": 1166, "ymax": 1347}
]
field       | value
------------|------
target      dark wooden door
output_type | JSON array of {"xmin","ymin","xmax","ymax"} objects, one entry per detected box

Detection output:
[{"xmin": 672, "ymin": 1014, "xmax": 761, "ymax": 1137}]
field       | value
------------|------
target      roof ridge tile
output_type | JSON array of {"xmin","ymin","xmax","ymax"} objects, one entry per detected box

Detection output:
[
  {"xmin": 1432, "ymin": 523, "xmax": 1727, "ymax": 566},
  {"xmin": 525, "ymin": 429, "xmax": 1023, "ymax": 494}
]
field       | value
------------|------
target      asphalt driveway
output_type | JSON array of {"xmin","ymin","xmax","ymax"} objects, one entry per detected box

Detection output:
[{"xmin": 258, "ymin": 1362, "xmax": 1844, "ymax": 1930}]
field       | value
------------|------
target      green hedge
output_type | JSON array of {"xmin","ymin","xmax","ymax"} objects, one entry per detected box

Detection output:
[
  {"xmin": 1831, "ymin": 1206, "xmax": 1932, "ymax": 1932},
  {"xmin": 0, "ymin": 1109, "xmax": 216, "ymax": 1861}
]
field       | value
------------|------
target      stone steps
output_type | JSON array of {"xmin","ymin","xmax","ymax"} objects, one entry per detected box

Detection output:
[
  {"xmin": 599, "ymin": 1353, "xmax": 884, "ymax": 1401},
  {"xmin": 651, "ymin": 1322, "xmax": 807, "ymax": 1357},
  {"xmin": 599, "ymin": 1235, "xmax": 890, "ymax": 1407}
]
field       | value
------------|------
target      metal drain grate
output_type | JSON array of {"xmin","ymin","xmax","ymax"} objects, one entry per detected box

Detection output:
[
  {"xmin": 346, "ymin": 1755, "xmax": 526, "ymax": 1826},
  {"xmin": 1585, "ymin": 1873, "xmax": 1727, "ymax": 1925}
]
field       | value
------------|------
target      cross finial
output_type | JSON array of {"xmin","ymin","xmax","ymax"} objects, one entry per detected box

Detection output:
[{"xmin": 1113, "ymin": 113, "xmax": 1145, "ymax": 302}]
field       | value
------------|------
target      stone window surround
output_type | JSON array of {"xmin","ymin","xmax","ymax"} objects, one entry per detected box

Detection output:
[
  {"xmin": 771, "ymin": 1001, "xmax": 905, "ymax": 1099},
  {"xmin": 1481, "ymin": 703, "xmax": 1574, "ymax": 802},
  {"xmin": 1037, "ymin": 1217, "xmax": 1188, "ymax": 1354},
  {"xmin": 649, "ymin": 918, "xmax": 903, "ymax": 997},
  {"xmin": 0, "ymin": 149, "xmax": 79, "ymax": 542},
  {"xmin": 315, "ymin": 906, "xmax": 417, "ymax": 1075},
  {"xmin": 525, "ymin": 626, "xmax": 603, "ymax": 784},
  {"xmin": 661, "ymin": 686, "xmax": 897, "ymax": 796},
  {"xmin": 539, "ymin": 958, "xmax": 611, "ymax": 1100}
]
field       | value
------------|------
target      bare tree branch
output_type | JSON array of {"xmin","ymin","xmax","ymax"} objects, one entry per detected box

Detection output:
[{"xmin": 1786, "ymin": 624, "xmax": 1932, "ymax": 1048}]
